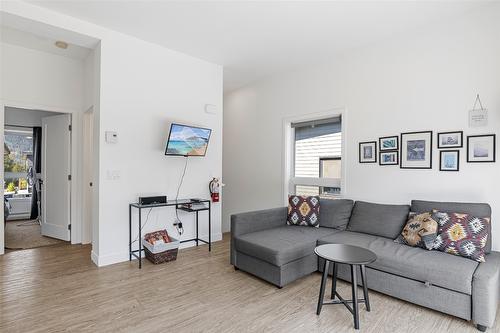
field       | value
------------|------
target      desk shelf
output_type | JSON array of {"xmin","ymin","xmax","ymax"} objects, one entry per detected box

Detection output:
[
  {"xmin": 176, "ymin": 206, "xmax": 209, "ymax": 213},
  {"xmin": 129, "ymin": 199, "xmax": 211, "ymax": 269}
]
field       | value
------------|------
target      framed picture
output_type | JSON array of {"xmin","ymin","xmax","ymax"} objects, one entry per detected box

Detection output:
[
  {"xmin": 379, "ymin": 151, "xmax": 399, "ymax": 166},
  {"xmin": 467, "ymin": 134, "xmax": 496, "ymax": 163},
  {"xmin": 437, "ymin": 131, "xmax": 463, "ymax": 149},
  {"xmin": 359, "ymin": 141, "xmax": 377, "ymax": 163},
  {"xmin": 400, "ymin": 131, "xmax": 433, "ymax": 169},
  {"xmin": 440, "ymin": 150, "xmax": 460, "ymax": 171},
  {"xmin": 379, "ymin": 136, "xmax": 399, "ymax": 151}
]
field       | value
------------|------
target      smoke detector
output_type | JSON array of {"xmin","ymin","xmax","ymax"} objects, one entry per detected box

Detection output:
[{"xmin": 55, "ymin": 41, "xmax": 68, "ymax": 49}]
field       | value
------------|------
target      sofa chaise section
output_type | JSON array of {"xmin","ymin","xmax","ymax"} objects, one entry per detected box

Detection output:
[
  {"xmin": 234, "ymin": 226, "xmax": 339, "ymax": 287},
  {"xmin": 230, "ymin": 199, "xmax": 354, "ymax": 287}
]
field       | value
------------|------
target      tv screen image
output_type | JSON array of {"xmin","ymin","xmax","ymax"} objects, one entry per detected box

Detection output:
[{"xmin": 165, "ymin": 123, "xmax": 212, "ymax": 156}]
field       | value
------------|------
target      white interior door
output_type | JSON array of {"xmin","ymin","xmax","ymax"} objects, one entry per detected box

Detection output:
[
  {"xmin": 82, "ymin": 109, "xmax": 93, "ymax": 244},
  {"xmin": 41, "ymin": 114, "xmax": 71, "ymax": 241}
]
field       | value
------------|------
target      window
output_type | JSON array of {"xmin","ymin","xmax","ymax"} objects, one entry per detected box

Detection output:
[
  {"xmin": 4, "ymin": 128, "xmax": 34, "ymax": 196},
  {"xmin": 319, "ymin": 157, "xmax": 342, "ymax": 195},
  {"xmin": 288, "ymin": 115, "xmax": 342, "ymax": 198}
]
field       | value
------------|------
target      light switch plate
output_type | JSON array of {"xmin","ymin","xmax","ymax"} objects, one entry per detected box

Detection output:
[{"xmin": 105, "ymin": 131, "xmax": 118, "ymax": 143}]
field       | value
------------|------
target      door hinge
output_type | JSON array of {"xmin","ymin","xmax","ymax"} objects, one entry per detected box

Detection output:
[
  {"xmin": 69, "ymin": 124, "xmax": 72, "ymax": 131},
  {"xmin": 68, "ymin": 175, "xmax": 72, "ymax": 181},
  {"xmin": 68, "ymin": 224, "xmax": 71, "ymax": 230}
]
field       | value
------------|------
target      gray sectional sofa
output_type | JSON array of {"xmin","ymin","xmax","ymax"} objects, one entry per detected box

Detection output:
[{"xmin": 230, "ymin": 199, "xmax": 500, "ymax": 331}]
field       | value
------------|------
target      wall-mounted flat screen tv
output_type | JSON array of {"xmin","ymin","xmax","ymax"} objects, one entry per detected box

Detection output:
[{"xmin": 165, "ymin": 123, "xmax": 212, "ymax": 156}]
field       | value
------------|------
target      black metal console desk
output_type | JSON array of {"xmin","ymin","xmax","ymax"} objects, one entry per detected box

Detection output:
[{"xmin": 129, "ymin": 199, "xmax": 211, "ymax": 269}]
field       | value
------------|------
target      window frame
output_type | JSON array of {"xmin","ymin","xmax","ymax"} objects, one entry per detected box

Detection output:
[{"xmin": 282, "ymin": 108, "xmax": 347, "ymax": 205}]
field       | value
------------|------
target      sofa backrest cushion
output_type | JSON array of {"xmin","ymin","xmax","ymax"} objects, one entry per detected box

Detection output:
[
  {"xmin": 347, "ymin": 201, "xmax": 410, "ymax": 239},
  {"xmin": 319, "ymin": 199, "xmax": 354, "ymax": 230},
  {"xmin": 411, "ymin": 200, "xmax": 492, "ymax": 253}
]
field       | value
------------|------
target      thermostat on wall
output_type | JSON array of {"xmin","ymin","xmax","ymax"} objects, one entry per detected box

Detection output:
[{"xmin": 105, "ymin": 131, "xmax": 118, "ymax": 144}]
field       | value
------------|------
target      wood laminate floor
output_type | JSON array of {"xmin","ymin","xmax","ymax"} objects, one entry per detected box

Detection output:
[{"xmin": 1, "ymin": 234, "xmax": 499, "ymax": 333}]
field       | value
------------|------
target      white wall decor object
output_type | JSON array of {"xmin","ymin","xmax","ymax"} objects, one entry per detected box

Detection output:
[{"xmin": 469, "ymin": 94, "xmax": 488, "ymax": 127}]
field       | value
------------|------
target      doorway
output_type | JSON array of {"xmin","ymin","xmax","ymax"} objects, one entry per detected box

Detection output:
[{"xmin": 4, "ymin": 107, "xmax": 71, "ymax": 251}]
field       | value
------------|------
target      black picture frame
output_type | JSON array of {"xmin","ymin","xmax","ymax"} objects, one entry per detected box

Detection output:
[
  {"xmin": 359, "ymin": 141, "xmax": 377, "ymax": 163},
  {"xmin": 439, "ymin": 150, "xmax": 460, "ymax": 171},
  {"xmin": 379, "ymin": 150, "xmax": 399, "ymax": 166},
  {"xmin": 437, "ymin": 131, "xmax": 463, "ymax": 149},
  {"xmin": 400, "ymin": 131, "xmax": 433, "ymax": 169},
  {"xmin": 379, "ymin": 135, "xmax": 399, "ymax": 151},
  {"xmin": 467, "ymin": 134, "xmax": 496, "ymax": 163}
]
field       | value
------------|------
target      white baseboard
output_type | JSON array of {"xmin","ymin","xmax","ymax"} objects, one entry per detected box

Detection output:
[
  {"xmin": 90, "ymin": 250, "xmax": 99, "ymax": 266},
  {"xmin": 91, "ymin": 233, "xmax": 223, "ymax": 267}
]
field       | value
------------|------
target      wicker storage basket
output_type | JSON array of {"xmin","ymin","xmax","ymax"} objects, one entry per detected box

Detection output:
[
  {"xmin": 144, "ymin": 247, "xmax": 178, "ymax": 264},
  {"xmin": 142, "ymin": 234, "xmax": 180, "ymax": 264}
]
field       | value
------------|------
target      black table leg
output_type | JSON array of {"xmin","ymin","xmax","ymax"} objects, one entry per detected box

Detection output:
[
  {"xmin": 208, "ymin": 201, "xmax": 211, "ymax": 252},
  {"xmin": 317, "ymin": 260, "xmax": 330, "ymax": 315},
  {"xmin": 360, "ymin": 265, "xmax": 370, "ymax": 311},
  {"xmin": 129, "ymin": 205, "xmax": 132, "ymax": 261},
  {"xmin": 196, "ymin": 210, "xmax": 199, "ymax": 246},
  {"xmin": 351, "ymin": 264, "xmax": 359, "ymax": 329},
  {"xmin": 138, "ymin": 207, "xmax": 142, "ymax": 269},
  {"xmin": 331, "ymin": 262, "xmax": 338, "ymax": 299}
]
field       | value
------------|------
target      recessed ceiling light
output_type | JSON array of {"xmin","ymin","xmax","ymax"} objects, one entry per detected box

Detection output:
[{"xmin": 55, "ymin": 41, "xmax": 68, "ymax": 49}]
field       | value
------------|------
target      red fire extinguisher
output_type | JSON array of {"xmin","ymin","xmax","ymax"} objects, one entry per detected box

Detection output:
[{"xmin": 209, "ymin": 177, "xmax": 220, "ymax": 202}]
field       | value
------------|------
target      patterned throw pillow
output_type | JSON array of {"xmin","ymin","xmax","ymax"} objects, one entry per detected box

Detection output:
[
  {"xmin": 287, "ymin": 195, "xmax": 320, "ymax": 228},
  {"xmin": 432, "ymin": 211, "xmax": 489, "ymax": 262},
  {"xmin": 394, "ymin": 212, "xmax": 439, "ymax": 250}
]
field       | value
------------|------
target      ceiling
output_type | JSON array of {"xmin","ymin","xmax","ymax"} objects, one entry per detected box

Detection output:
[
  {"xmin": 26, "ymin": 1, "xmax": 489, "ymax": 92},
  {"xmin": 1, "ymin": 25, "xmax": 91, "ymax": 60}
]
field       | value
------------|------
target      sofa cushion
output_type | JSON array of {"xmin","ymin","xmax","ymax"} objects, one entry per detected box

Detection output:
[
  {"xmin": 432, "ymin": 211, "xmax": 489, "ymax": 262},
  {"xmin": 287, "ymin": 195, "xmax": 320, "ymax": 227},
  {"xmin": 411, "ymin": 200, "xmax": 492, "ymax": 253},
  {"xmin": 347, "ymin": 201, "xmax": 410, "ymax": 239},
  {"xmin": 318, "ymin": 231, "xmax": 479, "ymax": 294},
  {"xmin": 234, "ymin": 226, "xmax": 339, "ymax": 266},
  {"xmin": 394, "ymin": 211, "xmax": 439, "ymax": 250},
  {"xmin": 319, "ymin": 198, "xmax": 354, "ymax": 230}
]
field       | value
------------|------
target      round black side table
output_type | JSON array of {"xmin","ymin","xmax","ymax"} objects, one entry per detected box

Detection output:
[{"xmin": 314, "ymin": 244, "xmax": 377, "ymax": 330}]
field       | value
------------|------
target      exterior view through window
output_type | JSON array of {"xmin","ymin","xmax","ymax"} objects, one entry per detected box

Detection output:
[
  {"xmin": 4, "ymin": 128, "xmax": 34, "ymax": 212},
  {"xmin": 293, "ymin": 117, "xmax": 342, "ymax": 197}
]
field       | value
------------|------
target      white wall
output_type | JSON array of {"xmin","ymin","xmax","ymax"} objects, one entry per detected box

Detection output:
[
  {"xmin": 96, "ymin": 31, "xmax": 223, "ymax": 265},
  {"xmin": 5, "ymin": 106, "xmax": 58, "ymax": 126},
  {"xmin": 1, "ymin": 1, "xmax": 223, "ymax": 265},
  {"xmin": 223, "ymin": 4, "xmax": 500, "ymax": 250},
  {"xmin": 1, "ymin": 38, "xmax": 87, "ymax": 253},
  {"xmin": 2, "ymin": 43, "xmax": 84, "ymax": 111}
]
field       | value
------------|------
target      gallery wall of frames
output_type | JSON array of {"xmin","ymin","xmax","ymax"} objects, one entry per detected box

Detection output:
[{"xmin": 359, "ymin": 131, "xmax": 496, "ymax": 171}]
